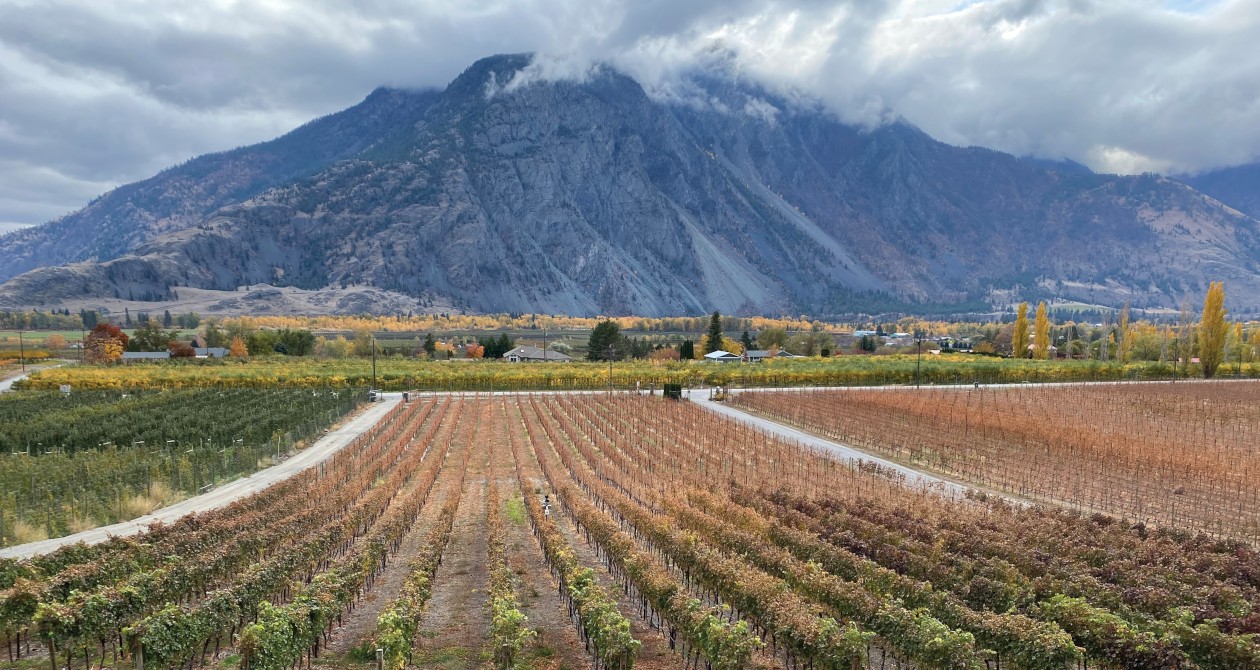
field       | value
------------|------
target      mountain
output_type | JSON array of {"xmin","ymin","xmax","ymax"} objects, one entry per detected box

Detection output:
[
  {"xmin": 0, "ymin": 87, "xmax": 439, "ymax": 282},
  {"xmin": 2, "ymin": 53, "xmax": 1259, "ymax": 316},
  {"xmin": 1181, "ymin": 163, "xmax": 1260, "ymax": 220}
]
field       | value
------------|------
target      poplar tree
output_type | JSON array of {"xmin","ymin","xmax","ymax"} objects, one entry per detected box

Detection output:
[
  {"xmin": 1198, "ymin": 281, "xmax": 1228, "ymax": 378},
  {"xmin": 1032, "ymin": 302, "xmax": 1051, "ymax": 360},
  {"xmin": 1117, "ymin": 302, "xmax": 1132, "ymax": 363},
  {"xmin": 1012, "ymin": 302, "xmax": 1030, "ymax": 358}
]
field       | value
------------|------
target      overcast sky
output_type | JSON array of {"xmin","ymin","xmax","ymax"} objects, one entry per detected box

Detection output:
[{"xmin": 1, "ymin": 0, "xmax": 1257, "ymax": 232}]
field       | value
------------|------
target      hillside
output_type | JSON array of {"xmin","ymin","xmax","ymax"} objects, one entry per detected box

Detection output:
[
  {"xmin": 1182, "ymin": 162, "xmax": 1260, "ymax": 220},
  {"xmin": 2, "ymin": 54, "xmax": 1258, "ymax": 315}
]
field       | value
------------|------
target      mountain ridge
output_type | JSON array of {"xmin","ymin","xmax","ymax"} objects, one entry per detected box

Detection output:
[{"xmin": 2, "ymin": 53, "xmax": 1259, "ymax": 316}]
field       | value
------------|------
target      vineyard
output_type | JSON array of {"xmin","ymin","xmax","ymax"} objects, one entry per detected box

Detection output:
[
  {"xmin": 729, "ymin": 382, "xmax": 1260, "ymax": 542},
  {"xmin": 0, "ymin": 388, "xmax": 361, "ymax": 547},
  {"xmin": 13, "ymin": 355, "xmax": 1236, "ymax": 393},
  {"xmin": 2, "ymin": 394, "xmax": 1258, "ymax": 670}
]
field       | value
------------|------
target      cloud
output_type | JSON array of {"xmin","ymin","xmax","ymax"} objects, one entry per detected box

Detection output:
[{"xmin": 0, "ymin": 0, "xmax": 1257, "ymax": 226}]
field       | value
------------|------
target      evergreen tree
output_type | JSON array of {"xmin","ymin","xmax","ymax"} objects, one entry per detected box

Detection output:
[
  {"xmin": 741, "ymin": 330, "xmax": 754, "ymax": 351},
  {"xmin": 704, "ymin": 311, "xmax": 724, "ymax": 354},
  {"xmin": 587, "ymin": 320, "xmax": 621, "ymax": 361},
  {"xmin": 1012, "ymin": 302, "xmax": 1030, "ymax": 358},
  {"xmin": 124, "ymin": 308, "xmax": 132, "ymax": 327},
  {"xmin": 1199, "ymin": 281, "xmax": 1229, "ymax": 378},
  {"xmin": 679, "ymin": 339, "xmax": 695, "ymax": 360},
  {"xmin": 163, "ymin": 309, "xmax": 173, "ymax": 328},
  {"xmin": 1032, "ymin": 302, "xmax": 1051, "ymax": 359},
  {"xmin": 423, "ymin": 332, "xmax": 437, "ymax": 357}
]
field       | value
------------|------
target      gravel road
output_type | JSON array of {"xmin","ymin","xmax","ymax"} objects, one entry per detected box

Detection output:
[{"xmin": 684, "ymin": 388, "xmax": 972, "ymax": 496}]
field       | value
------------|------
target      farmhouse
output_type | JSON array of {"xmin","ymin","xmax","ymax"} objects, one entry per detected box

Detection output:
[
  {"xmin": 121, "ymin": 351, "xmax": 170, "ymax": 361},
  {"xmin": 502, "ymin": 346, "xmax": 572, "ymax": 363},
  {"xmin": 743, "ymin": 349, "xmax": 804, "ymax": 362},
  {"xmin": 195, "ymin": 347, "xmax": 229, "ymax": 358},
  {"xmin": 703, "ymin": 350, "xmax": 742, "ymax": 363}
]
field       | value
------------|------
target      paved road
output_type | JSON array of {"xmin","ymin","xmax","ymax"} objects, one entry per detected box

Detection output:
[
  {"xmin": 0, "ymin": 374, "xmax": 24, "ymax": 392},
  {"xmin": 683, "ymin": 389, "xmax": 973, "ymax": 497},
  {"xmin": 0, "ymin": 397, "xmax": 401, "ymax": 559}
]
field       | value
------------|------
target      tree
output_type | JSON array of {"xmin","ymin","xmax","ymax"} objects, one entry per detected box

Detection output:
[
  {"xmin": 228, "ymin": 336, "xmax": 249, "ymax": 358},
  {"xmin": 740, "ymin": 330, "xmax": 754, "ymax": 351},
  {"xmin": 704, "ymin": 312, "xmax": 724, "ymax": 354},
  {"xmin": 169, "ymin": 340, "xmax": 196, "ymax": 358},
  {"xmin": 478, "ymin": 333, "xmax": 516, "ymax": 359},
  {"xmin": 1032, "ymin": 302, "xmax": 1051, "ymax": 360},
  {"xmin": 163, "ymin": 310, "xmax": 173, "ymax": 328},
  {"xmin": 45, "ymin": 334, "xmax": 68, "ymax": 350},
  {"xmin": 245, "ymin": 330, "xmax": 278, "ymax": 356},
  {"xmin": 129, "ymin": 321, "xmax": 174, "ymax": 352},
  {"xmin": 858, "ymin": 335, "xmax": 877, "ymax": 353},
  {"xmin": 1117, "ymin": 303, "xmax": 1132, "ymax": 363},
  {"xmin": 202, "ymin": 321, "xmax": 228, "ymax": 347},
  {"xmin": 587, "ymin": 320, "xmax": 621, "ymax": 361},
  {"xmin": 758, "ymin": 328, "xmax": 789, "ymax": 350},
  {"xmin": 1011, "ymin": 302, "xmax": 1030, "ymax": 358},
  {"xmin": 679, "ymin": 339, "xmax": 695, "ymax": 360},
  {"xmin": 423, "ymin": 332, "xmax": 437, "ymax": 357},
  {"xmin": 352, "ymin": 329, "xmax": 375, "ymax": 357},
  {"xmin": 1198, "ymin": 281, "xmax": 1229, "ymax": 378},
  {"xmin": 175, "ymin": 312, "xmax": 201, "ymax": 329},
  {"xmin": 85, "ymin": 324, "xmax": 128, "ymax": 363},
  {"xmin": 464, "ymin": 343, "xmax": 485, "ymax": 358},
  {"xmin": 277, "ymin": 329, "xmax": 315, "ymax": 356}
]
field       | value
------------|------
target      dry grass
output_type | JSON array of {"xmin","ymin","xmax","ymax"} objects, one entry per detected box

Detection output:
[
  {"xmin": 10, "ymin": 518, "xmax": 48, "ymax": 544},
  {"xmin": 122, "ymin": 481, "xmax": 183, "ymax": 518}
]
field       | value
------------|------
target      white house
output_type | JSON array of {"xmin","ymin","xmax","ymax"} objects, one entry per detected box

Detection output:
[
  {"xmin": 502, "ymin": 346, "xmax": 572, "ymax": 363},
  {"xmin": 703, "ymin": 350, "xmax": 742, "ymax": 363}
]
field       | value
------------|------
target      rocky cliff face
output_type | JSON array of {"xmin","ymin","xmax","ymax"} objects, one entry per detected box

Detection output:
[{"xmin": 3, "ymin": 54, "xmax": 1259, "ymax": 315}]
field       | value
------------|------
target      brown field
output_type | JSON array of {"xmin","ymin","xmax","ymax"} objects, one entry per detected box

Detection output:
[
  {"xmin": 3, "ymin": 393, "xmax": 1259, "ymax": 670},
  {"xmin": 730, "ymin": 381, "xmax": 1260, "ymax": 541}
]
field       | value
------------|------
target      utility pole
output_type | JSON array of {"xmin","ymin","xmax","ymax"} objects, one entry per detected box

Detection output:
[
  {"xmin": 543, "ymin": 330, "xmax": 548, "ymax": 361},
  {"xmin": 18, "ymin": 330, "xmax": 25, "ymax": 372},
  {"xmin": 371, "ymin": 334, "xmax": 377, "ymax": 391}
]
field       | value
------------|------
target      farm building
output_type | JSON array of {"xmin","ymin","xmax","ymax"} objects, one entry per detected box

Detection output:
[
  {"xmin": 502, "ymin": 346, "xmax": 572, "ymax": 363},
  {"xmin": 703, "ymin": 350, "xmax": 742, "ymax": 363},
  {"xmin": 121, "ymin": 351, "xmax": 171, "ymax": 362},
  {"xmin": 743, "ymin": 349, "xmax": 805, "ymax": 362}
]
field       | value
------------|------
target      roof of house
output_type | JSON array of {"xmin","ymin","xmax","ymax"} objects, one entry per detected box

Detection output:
[
  {"xmin": 703, "ymin": 350, "xmax": 741, "ymax": 360},
  {"xmin": 194, "ymin": 347, "xmax": 228, "ymax": 357},
  {"xmin": 745, "ymin": 349, "xmax": 804, "ymax": 358},
  {"xmin": 502, "ymin": 346, "xmax": 572, "ymax": 361},
  {"xmin": 121, "ymin": 351, "xmax": 171, "ymax": 359}
]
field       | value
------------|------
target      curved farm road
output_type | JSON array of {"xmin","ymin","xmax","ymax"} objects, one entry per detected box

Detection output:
[
  {"xmin": 0, "ymin": 397, "xmax": 401, "ymax": 560},
  {"xmin": 684, "ymin": 389, "xmax": 975, "ymax": 498}
]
